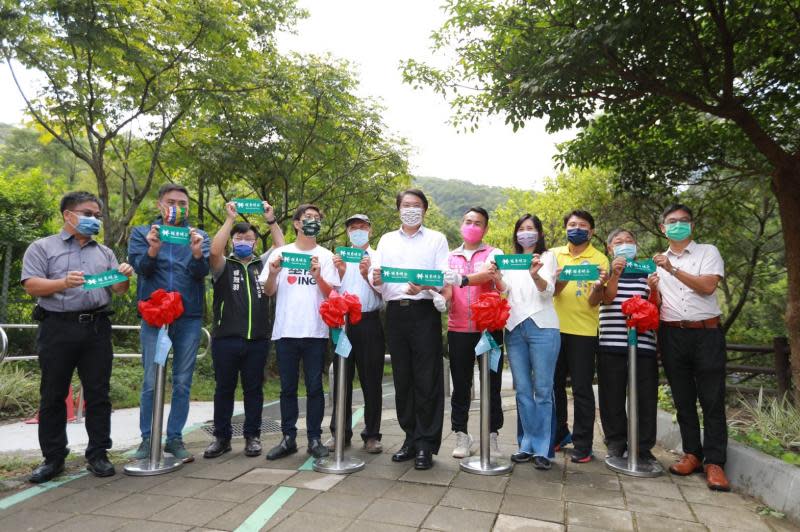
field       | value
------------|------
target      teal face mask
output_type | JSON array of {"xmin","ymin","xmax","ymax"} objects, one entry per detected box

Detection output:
[
  {"xmin": 664, "ymin": 221, "xmax": 692, "ymax": 241},
  {"xmin": 613, "ymin": 243, "xmax": 637, "ymax": 260}
]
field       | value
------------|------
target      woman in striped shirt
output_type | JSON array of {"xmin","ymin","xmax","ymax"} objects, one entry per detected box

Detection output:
[{"xmin": 598, "ymin": 229, "xmax": 658, "ymax": 462}]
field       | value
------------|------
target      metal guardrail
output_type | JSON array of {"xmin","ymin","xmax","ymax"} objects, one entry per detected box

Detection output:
[{"xmin": 0, "ymin": 323, "xmax": 211, "ymax": 363}]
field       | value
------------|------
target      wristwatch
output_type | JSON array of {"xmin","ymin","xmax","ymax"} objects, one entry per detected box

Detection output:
[
  {"xmin": 460, "ymin": 275, "xmax": 470, "ymax": 288},
  {"xmin": 267, "ymin": 218, "xmax": 277, "ymax": 225},
  {"xmin": 671, "ymin": 265, "xmax": 680, "ymax": 275}
]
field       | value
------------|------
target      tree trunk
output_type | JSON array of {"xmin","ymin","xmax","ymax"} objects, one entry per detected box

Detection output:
[{"xmin": 773, "ymin": 165, "xmax": 800, "ymax": 404}]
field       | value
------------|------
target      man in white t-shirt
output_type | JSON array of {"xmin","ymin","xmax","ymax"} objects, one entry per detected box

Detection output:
[{"xmin": 259, "ymin": 204, "xmax": 340, "ymax": 461}]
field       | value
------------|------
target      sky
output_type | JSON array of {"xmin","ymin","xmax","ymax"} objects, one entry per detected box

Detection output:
[{"xmin": 0, "ymin": 0, "xmax": 574, "ymax": 190}]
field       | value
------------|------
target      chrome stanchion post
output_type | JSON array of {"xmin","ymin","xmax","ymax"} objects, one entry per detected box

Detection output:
[
  {"xmin": 605, "ymin": 327, "xmax": 663, "ymax": 477},
  {"xmin": 313, "ymin": 317, "xmax": 365, "ymax": 474},
  {"xmin": 125, "ymin": 335, "xmax": 183, "ymax": 476},
  {"xmin": 460, "ymin": 343, "xmax": 512, "ymax": 475}
]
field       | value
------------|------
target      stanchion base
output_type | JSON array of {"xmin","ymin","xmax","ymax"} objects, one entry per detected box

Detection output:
[
  {"xmin": 460, "ymin": 456, "xmax": 513, "ymax": 476},
  {"xmin": 124, "ymin": 456, "xmax": 184, "ymax": 476},
  {"xmin": 312, "ymin": 455, "xmax": 365, "ymax": 475},
  {"xmin": 605, "ymin": 455, "xmax": 664, "ymax": 477}
]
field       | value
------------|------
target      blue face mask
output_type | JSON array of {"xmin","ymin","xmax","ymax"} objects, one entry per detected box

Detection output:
[
  {"xmin": 348, "ymin": 229, "xmax": 369, "ymax": 247},
  {"xmin": 567, "ymin": 227, "xmax": 590, "ymax": 245},
  {"xmin": 613, "ymin": 243, "xmax": 637, "ymax": 260},
  {"xmin": 71, "ymin": 213, "xmax": 102, "ymax": 236},
  {"xmin": 233, "ymin": 242, "xmax": 255, "ymax": 258}
]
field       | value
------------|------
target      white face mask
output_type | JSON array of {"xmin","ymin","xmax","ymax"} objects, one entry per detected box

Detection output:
[
  {"xmin": 348, "ymin": 229, "xmax": 369, "ymax": 247},
  {"xmin": 399, "ymin": 207, "xmax": 423, "ymax": 227}
]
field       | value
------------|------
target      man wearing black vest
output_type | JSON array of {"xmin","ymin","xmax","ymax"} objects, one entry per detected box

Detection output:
[{"xmin": 203, "ymin": 201, "xmax": 284, "ymax": 458}]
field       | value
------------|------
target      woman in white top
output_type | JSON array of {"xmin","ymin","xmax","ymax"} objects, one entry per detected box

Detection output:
[{"xmin": 500, "ymin": 214, "xmax": 561, "ymax": 470}]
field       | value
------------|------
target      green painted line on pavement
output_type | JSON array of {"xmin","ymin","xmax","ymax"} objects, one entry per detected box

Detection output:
[
  {"xmin": 234, "ymin": 486, "xmax": 297, "ymax": 532},
  {"xmin": 0, "ymin": 472, "xmax": 87, "ymax": 511},
  {"xmin": 350, "ymin": 406, "xmax": 365, "ymax": 428}
]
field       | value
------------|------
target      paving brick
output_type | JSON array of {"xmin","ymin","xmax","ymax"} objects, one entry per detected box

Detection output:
[
  {"xmin": 633, "ymin": 513, "xmax": 708, "ymax": 532},
  {"xmin": 493, "ymin": 514, "xmax": 564, "ymax": 531},
  {"xmin": 346, "ymin": 520, "xmax": 417, "ymax": 532},
  {"xmin": 45, "ymin": 487, "xmax": 130, "ymax": 514},
  {"xmin": 202, "ymin": 497, "xmax": 263, "ymax": 531},
  {"xmin": 500, "ymin": 494, "xmax": 564, "ymax": 523},
  {"xmin": 505, "ymin": 478, "xmax": 563, "ymax": 500},
  {"xmin": 299, "ymin": 492, "xmax": 373, "ymax": 518},
  {"xmin": 330, "ymin": 476, "xmax": 394, "ymax": 497},
  {"xmin": 450, "ymin": 472, "xmax": 509, "ymax": 493},
  {"xmin": 103, "ymin": 474, "xmax": 174, "ymax": 493},
  {"xmin": 678, "ymin": 484, "xmax": 758, "ymax": 509},
  {"xmin": 358, "ymin": 498, "xmax": 432, "ymax": 528},
  {"xmin": 421, "ymin": 505, "xmax": 496, "ymax": 531},
  {"xmin": 271, "ymin": 510, "xmax": 351, "ymax": 532},
  {"xmin": 620, "ymin": 477, "xmax": 683, "ymax": 500},
  {"xmin": 115, "ymin": 521, "xmax": 190, "ymax": 532},
  {"xmin": 231, "ymin": 468, "xmax": 296, "ymax": 486},
  {"xmin": 0, "ymin": 508, "xmax": 73, "ymax": 531},
  {"xmin": 690, "ymin": 502, "xmax": 772, "ymax": 531},
  {"xmin": 351, "ymin": 463, "xmax": 411, "ymax": 480},
  {"xmin": 149, "ymin": 497, "xmax": 237, "ymax": 527},
  {"xmin": 566, "ymin": 502, "xmax": 633, "ymax": 531},
  {"xmin": 624, "ymin": 491, "xmax": 695, "ymax": 521},
  {"xmin": 382, "ymin": 481, "xmax": 447, "ymax": 504},
  {"xmin": 184, "ymin": 459, "xmax": 256, "ymax": 481},
  {"xmin": 193, "ymin": 480, "xmax": 268, "ymax": 503},
  {"xmin": 279, "ymin": 471, "xmax": 343, "ymax": 491},
  {"xmin": 440, "ymin": 487, "xmax": 502, "ymax": 513},
  {"xmin": 44, "ymin": 514, "xmax": 132, "ymax": 532},
  {"xmin": 564, "ymin": 471, "xmax": 621, "ymax": 491},
  {"xmin": 92, "ymin": 493, "xmax": 182, "ymax": 519},
  {"xmin": 146, "ymin": 477, "xmax": 222, "ymax": 498},
  {"xmin": 0, "ymin": 486, "xmax": 79, "ymax": 516},
  {"xmin": 564, "ymin": 484, "xmax": 625, "ymax": 509},
  {"xmin": 398, "ymin": 465, "xmax": 457, "ymax": 486}
]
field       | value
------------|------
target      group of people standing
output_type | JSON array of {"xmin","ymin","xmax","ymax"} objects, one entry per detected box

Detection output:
[{"xmin": 21, "ymin": 185, "xmax": 731, "ymax": 493}]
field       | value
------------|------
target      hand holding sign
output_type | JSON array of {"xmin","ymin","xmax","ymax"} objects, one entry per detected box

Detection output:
[
  {"xmin": 530, "ymin": 254, "xmax": 544, "ymax": 278},
  {"xmin": 63, "ymin": 270, "xmax": 85, "ymax": 289},
  {"xmin": 224, "ymin": 202, "xmax": 238, "ymax": 220},
  {"xmin": 118, "ymin": 263, "xmax": 134, "ymax": 278},
  {"xmin": 611, "ymin": 256, "xmax": 627, "ymax": 277},
  {"xmin": 269, "ymin": 254, "xmax": 283, "ymax": 274}
]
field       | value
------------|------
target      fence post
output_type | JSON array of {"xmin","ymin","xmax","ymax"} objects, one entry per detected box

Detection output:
[{"xmin": 773, "ymin": 336, "xmax": 791, "ymax": 400}]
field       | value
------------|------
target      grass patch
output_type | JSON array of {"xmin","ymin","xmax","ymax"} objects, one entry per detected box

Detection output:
[
  {"xmin": 0, "ymin": 365, "xmax": 39, "ymax": 419},
  {"xmin": 729, "ymin": 390, "xmax": 800, "ymax": 466}
]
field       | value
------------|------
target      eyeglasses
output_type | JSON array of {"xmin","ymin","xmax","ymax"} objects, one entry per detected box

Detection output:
[
  {"xmin": 232, "ymin": 238, "xmax": 257, "ymax": 243},
  {"xmin": 302, "ymin": 216, "xmax": 322, "ymax": 222},
  {"xmin": 664, "ymin": 217, "xmax": 692, "ymax": 224},
  {"xmin": 71, "ymin": 210, "xmax": 102, "ymax": 219}
]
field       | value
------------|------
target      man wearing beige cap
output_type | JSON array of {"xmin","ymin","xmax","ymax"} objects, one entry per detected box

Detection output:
[{"xmin": 327, "ymin": 214, "xmax": 386, "ymax": 453}]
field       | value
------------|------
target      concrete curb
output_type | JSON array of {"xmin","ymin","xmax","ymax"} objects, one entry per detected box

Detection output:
[{"xmin": 656, "ymin": 409, "xmax": 800, "ymax": 523}]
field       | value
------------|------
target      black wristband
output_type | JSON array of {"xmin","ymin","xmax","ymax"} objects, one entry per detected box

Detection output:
[
  {"xmin": 267, "ymin": 218, "xmax": 277, "ymax": 225},
  {"xmin": 460, "ymin": 275, "xmax": 470, "ymax": 288}
]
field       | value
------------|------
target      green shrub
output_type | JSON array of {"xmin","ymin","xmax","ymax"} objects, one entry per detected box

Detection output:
[
  {"xmin": 0, "ymin": 365, "xmax": 39, "ymax": 418},
  {"xmin": 729, "ymin": 390, "xmax": 800, "ymax": 466}
]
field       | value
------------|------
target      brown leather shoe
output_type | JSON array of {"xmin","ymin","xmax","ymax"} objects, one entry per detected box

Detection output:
[
  {"xmin": 669, "ymin": 453, "xmax": 703, "ymax": 476},
  {"xmin": 704, "ymin": 464, "xmax": 731, "ymax": 491},
  {"xmin": 364, "ymin": 438, "xmax": 383, "ymax": 454}
]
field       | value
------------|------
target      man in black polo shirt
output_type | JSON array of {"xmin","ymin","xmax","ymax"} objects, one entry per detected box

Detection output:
[
  {"xmin": 21, "ymin": 191, "xmax": 134, "ymax": 483},
  {"xmin": 204, "ymin": 201, "xmax": 284, "ymax": 459}
]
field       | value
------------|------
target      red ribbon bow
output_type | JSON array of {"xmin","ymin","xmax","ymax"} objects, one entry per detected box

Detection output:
[
  {"xmin": 470, "ymin": 292, "xmax": 511, "ymax": 331},
  {"xmin": 620, "ymin": 295, "xmax": 660, "ymax": 332},
  {"xmin": 320, "ymin": 291, "xmax": 362, "ymax": 328},
  {"xmin": 137, "ymin": 289, "xmax": 184, "ymax": 328}
]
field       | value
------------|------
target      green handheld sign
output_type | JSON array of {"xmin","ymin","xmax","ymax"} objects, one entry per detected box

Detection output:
[
  {"xmin": 281, "ymin": 252, "xmax": 311, "ymax": 270},
  {"xmin": 559, "ymin": 264, "xmax": 600, "ymax": 281},
  {"xmin": 495, "ymin": 254, "xmax": 532, "ymax": 270},
  {"xmin": 624, "ymin": 259, "xmax": 656, "ymax": 275},
  {"xmin": 336, "ymin": 246, "xmax": 364, "ymax": 263},
  {"xmin": 380, "ymin": 266, "xmax": 444, "ymax": 286},
  {"xmin": 83, "ymin": 269, "xmax": 128, "ymax": 290},
  {"xmin": 233, "ymin": 198, "xmax": 264, "ymax": 214},
  {"xmin": 159, "ymin": 226, "xmax": 190, "ymax": 245}
]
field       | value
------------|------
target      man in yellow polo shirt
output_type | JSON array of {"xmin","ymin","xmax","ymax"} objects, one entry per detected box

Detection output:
[{"xmin": 552, "ymin": 210, "xmax": 609, "ymax": 463}]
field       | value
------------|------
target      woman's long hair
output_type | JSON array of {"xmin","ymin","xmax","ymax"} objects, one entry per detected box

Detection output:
[{"xmin": 512, "ymin": 213, "xmax": 547, "ymax": 255}]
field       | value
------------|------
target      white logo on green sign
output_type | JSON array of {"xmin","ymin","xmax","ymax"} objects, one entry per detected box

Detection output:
[
  {"xmin": 159, "ymin": 226, "xmax": 190, "ymax": 245},
  {"xmin": 496, "ymin": 254, "xmax": 532, "ymax": 270},
  {"xmin": 281, "ymin": 252, "xmax": 311, "ymax": 270},
  {"xmin": 83, "ymin": 269, "xmax": 128, "ymax": 290},
  {"xmin": 336, "ymin": 246, "xmax": 364, "ymax": 263},
  {"xmin": 233, "ymin": 198, "xmax": 264, "ymax": 214}
]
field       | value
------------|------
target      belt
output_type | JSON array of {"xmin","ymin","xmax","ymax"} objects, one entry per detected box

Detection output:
[
  {"xmin": 661, "ymin": 317, "xmax": 720, "ymax": 329},
  {"xmin": 360, "ymin": 310, "xmax": 381, "ymax": 318},
  {"xmin": 43, "ymin": 307, "xmax": 113, "ymax": 323},
  {"xmin": 388, "ymin": 299, "xmax": 433, "ymax": 307}
]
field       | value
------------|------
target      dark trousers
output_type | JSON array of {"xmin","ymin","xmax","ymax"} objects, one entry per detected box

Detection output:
[
  {"xmin": 660, "ymin": 325, "xmax": 728, "ymax": 465},
  {"xmin": 211, "ymin": 336, "xmax": 269, "ymax": 440},
  {"xmin": 330, "ymin": 311, "xmax": 386, "ymax": 442},
  {"xmin": 275, "ymin": 338, "xmax": 326, "ymax": 441},
  {"xmin": 36, "ymin": 315, "xmax": 113, "ymax": 462},
  {"xmin": 597, "ymin": 351, "xmax": 658, "ymax": 454},
  {"xmin": 386, "ymin": 300, "xmax": 444, "ymax": 454},
  {"xmin": 448, "ymin": 330, "xmax": 504, "ymax": 434},
  {"xmin": 554, "ymin": 333, "xmax": 598, "ymax": 453}
]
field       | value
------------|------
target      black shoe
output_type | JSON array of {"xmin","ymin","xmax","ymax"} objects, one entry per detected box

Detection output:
[
  {"xmin": 414, "ymin": 450, "xmax": 433, "ymax": 470},
  {"xmin": 606, "ymin": 446, "xmax": 626, "ymax": 459},
  {"xmin": 266, "ymin": 435, "xmax": 298, "ymax": 461},
  {"xmin": 511, "ymin": 451, "xmax": 533, "ymax": 463},
  {"xmin": 86, "ymin": 454, "xmax": 116, "ymax": 478},
  {"xmin": 203, "ymin": 437, "xmax": 232, "ymax": 459},
  {"xmin": 638, "ymin": 450, "xmax": 657, "ymax": 463},
  {"xmin": 533, "ymin": 456, "xmax": 552, "ymax": 470},
  {"xmin": 307, "ymin": 439, "xmax": 329, "ymax": 459},
  {"xmin": 244, "ymin": 437, "xmax": 262, "ymax": 457},
  {"xmin": 392, "ymin": 446, "xmax": 414, "ymax": 462},
  {"xmin": 29, "ymin": 460, "xmax": 64, "ymax": 484},
  {"xmin": 570, "ymin": 449, "xmax": 593, "ymax": 463}
]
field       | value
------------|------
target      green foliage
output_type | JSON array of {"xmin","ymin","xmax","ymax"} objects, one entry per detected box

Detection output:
[
  {"xmin": 413, "ymin": 176, "xmax": 513, "ymax": 220},
  {"xmin": 729, "ymin": 391, "xmax": 800, "ymax": 467},
  {"xmin": 0, "ymin": 365, "xmax": 39, "ymax": 418}
]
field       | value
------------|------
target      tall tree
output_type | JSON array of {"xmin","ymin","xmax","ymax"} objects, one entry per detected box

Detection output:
[
  {"xmin": 405, "ymin": 1, "xmax": 800, "ymax": 400},
  {"xmin": 1, "ymin": 0, "xmax": 302, "ymax": 247}
]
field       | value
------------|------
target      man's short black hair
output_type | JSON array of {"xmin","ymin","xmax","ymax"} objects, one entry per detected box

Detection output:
[
  {"xmin": 292, "ymin": 204, "xmax": 323, "ymax": 222},
  {"xmin": 158, "ymin": 183, "xmax": 189, "ymax": 199},
  {"xmin": 230, "ymin": 222, "xmax": 260, "ymax": 239},
  {"xmin": 563, "ymin": 209, "xmax": 595, "ymax": 229},
  {"xmin": 60, "ymin": 191, "xmax": 102, "ymax": 213},
  {"xmin": 395, "ymin": 189, "xmax": 429, "ymax": 210},
  {"xmin": 464, "ymin": 206, "xmax": 489, "ymax": 224},
  {"xmin": 661, "ymin": 203, "xmax": 693, "ymax": 223}
]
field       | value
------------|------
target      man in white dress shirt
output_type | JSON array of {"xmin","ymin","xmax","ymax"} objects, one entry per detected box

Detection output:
[
  {"xmin": 651, "ymin": 203, "xmax": 730, "ymax": 491},
  {"xmin": 327, "ymin": 214, "xmax": 385, "ymax": 454},
  {"xmin": 370, "ymin": 189, "xmax": 450, "ymax": 470}
]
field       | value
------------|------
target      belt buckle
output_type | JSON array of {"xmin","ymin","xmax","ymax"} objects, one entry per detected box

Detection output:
[
  {"xmin": 78, "ymin": 313, "xmax": 94, "ymax": 323},
  {"xmin": 398, "ymin": 299, "xmax": 411, "ymax": 307}
]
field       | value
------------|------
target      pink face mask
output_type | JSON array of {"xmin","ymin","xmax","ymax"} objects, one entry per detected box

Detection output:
[{"xmin": 461, "ymin": 224, "xmax": 484, "ymax": 244}]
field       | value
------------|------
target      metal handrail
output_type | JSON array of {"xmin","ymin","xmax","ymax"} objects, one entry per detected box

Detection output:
[{"xmin": 0, "ymin": 323, "xmax": 211, "ymax": 363}]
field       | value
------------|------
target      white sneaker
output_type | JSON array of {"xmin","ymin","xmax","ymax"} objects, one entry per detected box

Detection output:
[
  {"xmin": 452, "ymin": 431, "xmax": 474, "ymax": 458},
  {"xmin": 490, "ymin": 432, "xmax": 500, "ymax": 455}
]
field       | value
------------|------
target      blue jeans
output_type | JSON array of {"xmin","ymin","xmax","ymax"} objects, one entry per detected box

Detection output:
[
  {"xmin": 140, "ymin": 316, "xmax": 202, "ymax": 440},
  {"xmin": 212, "ymin": 336, "xmax": 269, "ymax": 439},
  {"xmin": 275, "ymin": 338, "xmax": 326, "ymax": 441},
  {"xmin": 506, "ymin": 318, "xmax": 560, "ymax": 457}
]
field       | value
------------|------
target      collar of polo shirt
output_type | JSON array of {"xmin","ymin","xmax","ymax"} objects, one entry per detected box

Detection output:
[{"xmin": 666, "ymin": 239, "xmax": 697, "ymax": 257}]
